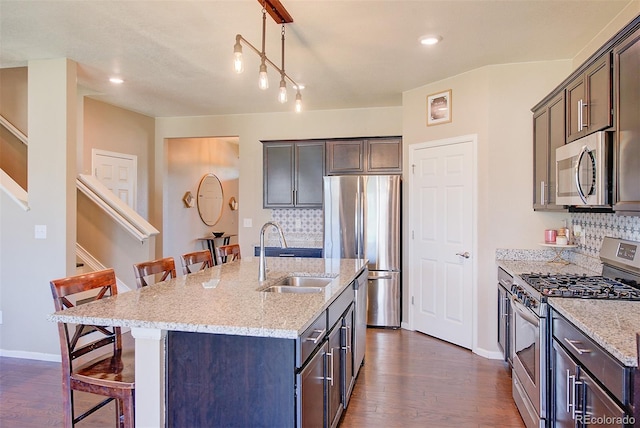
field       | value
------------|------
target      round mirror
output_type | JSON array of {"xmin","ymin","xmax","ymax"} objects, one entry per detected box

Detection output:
[{"xmin": 197, "ymin": 173, "xmax": 224, "ymax": 226}]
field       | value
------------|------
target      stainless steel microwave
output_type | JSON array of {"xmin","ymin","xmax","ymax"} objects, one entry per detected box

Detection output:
[{"xmin": 556, "ymin": 131, "xmax": 612, "ymax": 207}]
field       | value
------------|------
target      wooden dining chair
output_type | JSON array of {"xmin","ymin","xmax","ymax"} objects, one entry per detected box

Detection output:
[
  {"xmin": 216, "ymin": 244, "xmax": 241, "ymax": 264},
  {"xmin": 180, "ymin": 249, "xmax": 214, "ymax": 274},
  {"xmin": 133, "ymin": 256, "xmax": 177, "ymax": 288},
  {"xmin": 50, "ymin": 268, "xmax": 135, "ymax": 428}
]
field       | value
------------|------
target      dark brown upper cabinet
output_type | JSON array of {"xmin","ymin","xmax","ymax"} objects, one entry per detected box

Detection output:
[
  {"xmin": 325, "ymin": 137, "xmax": 402, "ymax": 175},
  {"xmin": 565, "ymin": 54, "xmax": 612, "ymax": 143},
  {"xmin": 263, "ymin": 141, "xmax": 324, "ymax": 208},
  {"xmin": 533, "ymin": 92, "xmax": 567, "ymax": 211},
  {"xmin": 613, "ymin": 25, "xmax": 640, "ymax": 215}
]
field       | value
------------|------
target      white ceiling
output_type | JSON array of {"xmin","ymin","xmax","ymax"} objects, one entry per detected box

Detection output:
[{"xmin": 0, "ymin": 0, "xmax": 633, "ymax": 118}]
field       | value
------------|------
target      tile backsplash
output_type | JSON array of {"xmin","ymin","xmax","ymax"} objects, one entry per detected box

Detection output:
[
  {"xmin": 265, "ymin": 210, "xmax": 640, "ymax": 257},
  {"xmin": 268, "ymin": 209, "xmax": 323, "ymax": 248},
  {"xmin": 571, "ymin": 212, "xmax": 640, "ymax": 257}
]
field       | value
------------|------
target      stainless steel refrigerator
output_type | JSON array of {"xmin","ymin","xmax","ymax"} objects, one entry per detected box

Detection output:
[{"xmin": 323, "ymin": 175, "xmax": 401, "ymax": 328}]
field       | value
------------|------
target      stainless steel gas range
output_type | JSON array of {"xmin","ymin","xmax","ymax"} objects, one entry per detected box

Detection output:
[{"xmin": 509, "ymin": 237, "xmax": 640, "ymax": 428}]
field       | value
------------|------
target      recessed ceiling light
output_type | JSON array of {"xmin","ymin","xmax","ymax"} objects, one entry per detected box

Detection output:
[
  {"xmin": 420, "ymin": 35, "xmax": 442, "ymax": 46},
  {"xmin": 109, "ymin": 77, "xmax": 124, "ymax": 84}
]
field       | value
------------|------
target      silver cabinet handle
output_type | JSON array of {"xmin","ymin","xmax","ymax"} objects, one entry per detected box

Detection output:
[
  {"xmin": 326, "ymin": 349, "xmax": 335, "ymax": 386},
  {"xmin": 577, "ymin": 99, "xmax": 589, "ymax": 132},
  {"xmin": 541, "ymin": 181, "xmax": 546, "ymax": 205},
  {"xmin": 456, "ymin": 252, "xmax": 470, "ymax": 259},
  {"xmin": 564, "ymin": 337, "xmax": 591, "ymax": 355},
  {"xmin": 577, "ymin": 100, "xmax": 582, "ymax": 132},
  {"xmin": 342, "ymin": 325, "xmax": 352, "ymax": 352},
  {"xmin": 305, "ymin": 328, "xmax": 326, "ymax": 344},
  {"xmin": 566, "ymin": 369, "xmax": 574, "ymax": 417}
]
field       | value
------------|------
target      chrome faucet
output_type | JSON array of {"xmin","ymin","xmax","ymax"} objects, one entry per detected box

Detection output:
[{"xmin": 258, "ymin": 221, "xmax": 288, "ymax": 281}]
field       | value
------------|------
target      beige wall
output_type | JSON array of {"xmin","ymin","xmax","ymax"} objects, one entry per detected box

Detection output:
[
  {"xmin": 83, "ymin": 98, "xmax": 155, "ymax": 219},
  {"xmin": 0, "ymin": 67, "xmax": 28, "ymax": 190},
  {"xmin": 402, "ymin": 59, "xmax": 573, "ymax": 356},
  {"xmin": 166, "ymin": 137, "xmax": 239, "ymax": 264},
  {"xmin": 573, "ymin": 1, "xmax": 640, "ymax": 68},
  {"xmin": 0, "ymin": 59, "xmax": 77, "ymax": 357},
  {"xmin": 0, "ymin": 67, "xmax": 28, "ymax": 134}
]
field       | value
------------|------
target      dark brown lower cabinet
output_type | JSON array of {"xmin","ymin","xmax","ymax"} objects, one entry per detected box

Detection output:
[
  {"xmin": 166, "ymin": 286, "xmax": 359, "ymax": 427},
  {"xmin": 298, "ymin": 342, "xmax": 327, "ymax": 427},
  {"xmin": 166, "ymin": 332, "xmax": 295, "ymax": 427},
  {"xmin": 327, "ymin": 322, "xmax": 343, "ymax": 428}
]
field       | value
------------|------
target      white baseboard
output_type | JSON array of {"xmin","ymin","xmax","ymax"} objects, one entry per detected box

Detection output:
[
  {"xmin": 473, "ymin": 347, "xmax": 505, "ymax": 360},
  {"xmin": 400, "ymin": 321, "xmax": 413, "ymax": 330},
  {"xmin": 0, "ymin": 349, "xmax": 61, "ymax": 362}
]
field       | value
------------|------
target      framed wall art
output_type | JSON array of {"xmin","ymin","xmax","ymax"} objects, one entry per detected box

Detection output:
[{"xmin": 427, "ymin": 89, "xmax": 452, "ymax": 126}]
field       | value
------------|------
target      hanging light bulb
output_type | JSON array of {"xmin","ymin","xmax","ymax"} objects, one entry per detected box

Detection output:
[
  {"xmin": 258, "ymin": 3, "xmax": 269, "ymax": 90},
  {"xmin": 277, "ymin": 24, "xmax": 287, "ymax": 103},
  {"xmin": 259, "ymin": 61, "xmax": 269, "ymax": 90},
  {"xmin": 233, "ymin": 35, "xmax": 244, "ymax": 73},
  {"xmin": 278, "ymin": 77, "xmax": 287, "ymax": 103},
  {"xmin": 295, "ymin": 90, "xmax": 302, "ymax": 113}
]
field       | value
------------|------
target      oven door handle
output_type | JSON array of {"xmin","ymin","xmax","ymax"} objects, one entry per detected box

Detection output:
[{"xmin": 510, "ymin": 296, "xmax": 538, "ymax": 326}]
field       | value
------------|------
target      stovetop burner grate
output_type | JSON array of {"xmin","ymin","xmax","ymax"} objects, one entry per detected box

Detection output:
[{"xmin": 519, "ymin": 273, "xmax": 640, "ymax": 300}]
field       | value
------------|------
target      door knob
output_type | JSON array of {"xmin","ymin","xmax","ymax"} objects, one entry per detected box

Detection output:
[{"xmin": 456, "ymin": 252, "xmax": 470, "ymax": 259}]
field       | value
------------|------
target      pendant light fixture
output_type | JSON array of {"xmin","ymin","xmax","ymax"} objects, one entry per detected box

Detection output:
[{"xmin": 233, "ymin": 0, "xmax": 303, "ymax": 112}]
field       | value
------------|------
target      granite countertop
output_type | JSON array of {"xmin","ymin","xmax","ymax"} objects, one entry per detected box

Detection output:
[
  {"xmin": 549, "ymin": 299, "xmax": 640, "ymax": 367},
  {"xmin": 497, "ymin": 260, "xmax": 600, "ymax": 277},
  {"xmin": 49, "ymin": 257, "xmax": 367, "ymax": 340},
  {"xmin": 497, "ymin": 259, "xmax": 640, "ymax": 368}
]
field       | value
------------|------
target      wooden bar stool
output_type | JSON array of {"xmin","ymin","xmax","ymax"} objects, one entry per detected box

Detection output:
[
  {"xmin": 216, "ymin": 244, "xmax": 241, "ymax": 264},
  {"xmin": 133, "ymin": 257, "xmax": 176, "ymax": 288},
  {"xmin": 50, "ymin": 268, "xmax": 135, "ymax": 427},
  {"xmin": 180, "ymin": 249, "xmax": 214, "ymax": 274}
]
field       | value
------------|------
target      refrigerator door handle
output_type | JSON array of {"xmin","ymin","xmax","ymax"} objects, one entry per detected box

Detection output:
[{"xmin": 368, "ymin": 275, "xmax": 392, "ymax": 280}]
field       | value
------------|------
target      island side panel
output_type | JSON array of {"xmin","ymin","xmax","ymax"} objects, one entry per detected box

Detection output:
[{"xmin": 167, "ymin": 331, "xmax": 296, "ymax": 427}]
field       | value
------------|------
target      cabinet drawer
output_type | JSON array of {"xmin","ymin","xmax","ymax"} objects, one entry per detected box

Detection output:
[
  {"xmin": 298, "ymin": 311, "xmax": 327, "ymax": 368},
  {"xmin": 328, "ymin": 286, "xmax": 354, "ymax": 329},
  {"xmin": 552, "ymin": 310, "xmax": 629, "ymax": 405}
]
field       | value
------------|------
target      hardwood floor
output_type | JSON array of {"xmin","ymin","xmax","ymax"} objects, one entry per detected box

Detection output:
[
  {"xmin": 0, "ymin": 329, "xmax": 523, "ymax": 427},
  {"xmin": 340, "ymin": 329, "xmax": 524, "ymax": 427}
]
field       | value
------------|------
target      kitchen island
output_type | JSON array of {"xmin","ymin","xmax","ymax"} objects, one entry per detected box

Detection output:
[{"xmin": 49, "ymin": 256, "xmax": 367, "ymax": 427}]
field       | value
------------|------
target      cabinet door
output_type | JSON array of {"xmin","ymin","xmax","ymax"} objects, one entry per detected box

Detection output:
[
  {"xmin": 366, "ymin": 138, "xmax": 402, "ymax": 173},
  {"xmin": 614, "ymin": 27, "xmax": 640, "ymax": 214},
  {"xmin": 566, "ymin": 55, "xmax": 612, "ymax": 142},
  {"xmin": 263, "ymin": 143, "xmax": 294, "ymax": 208},
  {"xmin": 585, "ymin": 54, "xmax": 612, "ymax": 134},
  {"xmin": 566, "ymin": 75, "xmax": 586, "ymax": 141},
  {"xmin": 533, "ymin": 93, "xmax": 566, "ymax": 211},
  {"xmin": 299, "ymin": 342, "xmax": 327, "ymax": 428},
  {"xmin": 551, "ymin": 339, "xmax": 579, "ymax": 428},
  {"xmin": 342, "ymin": 304, "xmax": 355, "ymax": 406},
  {"xmin": 295, "ymin": 142, "xmax": 324, "ymax": 207},
  {"xmin": 326, "ymin": 140, "xmax": 364, "ymax": 174},
  {"xmin": 547, "ymin": 93, "xmax": 566, "ymax": 207},
  {"xmin": 327, "ymin": 323, "xmax": 343, "ymax": 428},
  {"xmin": 497, "ymin": 285, "xmax": 509, "ymax": 362},
  {"xmin": 533, "ymin": 107, "xmax": 549, "ymax": 209},
  {"xmin": 581, "ymin": 368, "xmax": 627, "ymax": 427}
]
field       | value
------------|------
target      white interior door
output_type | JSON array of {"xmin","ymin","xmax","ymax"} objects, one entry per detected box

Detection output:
[
  {"xmin": 92, "ymin": 149, "xmax": 137, "ymax": 210},
  {"xmin": 409, "ymin": 136, "xmax": 475, "ymax": 349}
]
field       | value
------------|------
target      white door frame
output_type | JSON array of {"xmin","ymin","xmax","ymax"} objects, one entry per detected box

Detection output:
[{"xmin": 407, "ymin": 134, "xmax": 479, "ymax": 353}]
